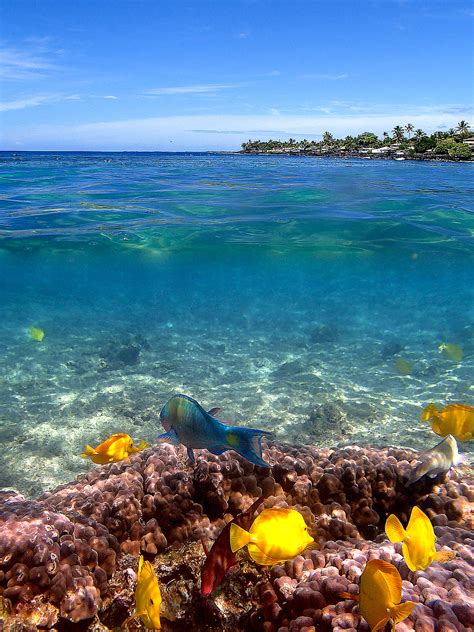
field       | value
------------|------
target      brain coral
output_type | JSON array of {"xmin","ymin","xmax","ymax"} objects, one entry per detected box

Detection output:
[{"xmin": 0, "ymin": 441, "xmax": 472, "ymax": 630}]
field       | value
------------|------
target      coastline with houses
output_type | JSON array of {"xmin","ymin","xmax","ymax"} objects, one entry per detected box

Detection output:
[{"xmin": 240, "ymin": 121, "xmax": 474, "ymax": 162}]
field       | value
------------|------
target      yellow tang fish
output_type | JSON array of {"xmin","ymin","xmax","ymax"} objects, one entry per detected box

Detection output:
[
  {"xmin": 230, "ymin": 507, "xmax": 314, "ymax": 565},
  {"xmin": 81, "ymin": 433, "xmax": 148, "ymax": 464},
  {"xmin": 28, "ymin": 326, "xmax": 45, "ymax": 342},
  {"xmin": 340, "ymin": 559, "xmax": 415, "ymax": 631},
  {"xmin": 421, "ymin": 403, "xmax": 474, "ymax": 442},
  {"xmin": 395, "ymin": 358, "xmax": 412, "ymax": 376},
  {"xmin": 438, "ymin": 342, "xmax": 463, "ymax": 362},
  {"xmin": 123, "ymin": 556, "xmax": 169, "ymax": 630},
  {"xmin": 385, "ymin": 506, "xmax": 456, "ymax": 571}
]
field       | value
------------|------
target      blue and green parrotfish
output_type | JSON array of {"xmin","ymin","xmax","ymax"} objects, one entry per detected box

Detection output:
[{"xmin": 158, "ymin": 394, "xmax": 272, "ymax": 468}]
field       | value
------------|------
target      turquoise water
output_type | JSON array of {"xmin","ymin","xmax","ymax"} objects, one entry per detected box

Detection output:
[{"xmin": 0, "ymin": 152, "xmax": 473, "ymax": 496}]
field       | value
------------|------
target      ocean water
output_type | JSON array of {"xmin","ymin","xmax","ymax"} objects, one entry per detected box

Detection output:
[{"xmin": 0, "ymin": 152, "xmax": 473, "ymax": 497}]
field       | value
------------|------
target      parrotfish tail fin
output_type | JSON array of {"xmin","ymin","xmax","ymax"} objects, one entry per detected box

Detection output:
[
  {"xmin": 230, "ymin": 523, "xmax": 251, "ymax": 553},
  {"xmin": 339, "ymin": 591, "xmax": 358, "ymax": 602},
  {"xmin": 80, "ymin": 445, "xmax": 96, "ymax": 458},
  {"xmin": 385, "ymin": 514, "xmax": 406, "ymax": 543},
  {"xmin": 421, "ymin": 403, "xmax": 437, "ymax": 422},
  {"xmin": 435, "ymin": 550, "xmax": 456, "ymax": 563},
  {"xmin": 225, "ymin": 427, "xmax": 272, "ymax": 468},
  {"xmin": 391, "ymin": 601, "xmax": 415, "ymax": 630}
]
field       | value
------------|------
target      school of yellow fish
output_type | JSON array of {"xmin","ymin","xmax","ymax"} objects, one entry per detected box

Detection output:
[{"xmin": 26, "ymin": 323, "xmax": 469, "ymax": 631}]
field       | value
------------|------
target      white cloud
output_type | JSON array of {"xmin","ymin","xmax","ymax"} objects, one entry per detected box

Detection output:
[
  {"xmin": 300, "ymin": 73, "xmax": 349, "ymax": 81},
  {"xmin": 0, "ymin": 45, "xmax": 58, "ymax": 81},
  {"xmin": 0, "ymin": 93, "xmax": 81, "ymax": 112},
  {"xmin": 143, "ymin": 84, "xmax": 243, "ymax": 96},
  {"xmin": 6, "ymin": 106, "xmax": 472, "ymax": 150},
  {"xmin": 0, "ymin": 95, "xmax": 55, "ymax": 112},
  {"xmin": 103, "ymin": 95, "xmax": 118, "ymax": 99}
]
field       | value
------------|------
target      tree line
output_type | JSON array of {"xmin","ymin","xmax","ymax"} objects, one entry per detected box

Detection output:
[{"xmin": 241, "ymin": 121, "xmax": 472, "ymax": 159}]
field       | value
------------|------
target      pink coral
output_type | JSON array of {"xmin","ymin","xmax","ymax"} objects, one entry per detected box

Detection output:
[{"xmin": 0, "ymin": 441, "xmax": 472, "ymax": 629}]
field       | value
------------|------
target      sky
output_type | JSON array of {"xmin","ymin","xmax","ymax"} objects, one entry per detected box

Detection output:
[{"xmin": 1, "ymin": 0, "xmax": 473, "ymax": 151}]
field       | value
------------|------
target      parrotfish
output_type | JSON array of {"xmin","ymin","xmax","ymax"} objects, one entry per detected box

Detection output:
[
  {"xmin": 28, "ymin": 326, "xmax": 45, "ymax": 342},
  {"xmin": 158, "ymin": 394, "xmax": 271, "ymax": 468},
  {"xmin": 201, "ymin": 497, "xmax": 263, "ymax": 596},
  {"xmin": 81, "ymin": 433, "xmax": 148, "ymax": 464},
  {"xmin": 230, "ymin": 507, "xmax": 314, "ymax": 565},
  {"xmin": 385, "ymin": 506, "xmax": 456, "ymax": 571},
  {"xmin": 340, "ymin": 559, "xmax": 415, "ymax": 632},
  {"xmin": 406, "ymin": 434, "xmax": 462, "ymax": 485},
  {"xmin": 421, "ymin": 403, "xmax": 474, "ymax": 442}
]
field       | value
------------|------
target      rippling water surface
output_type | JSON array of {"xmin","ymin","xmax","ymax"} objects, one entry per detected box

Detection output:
[{"xmin": 0, "ymin": 152, "xmax": 473, "ymax": 495}]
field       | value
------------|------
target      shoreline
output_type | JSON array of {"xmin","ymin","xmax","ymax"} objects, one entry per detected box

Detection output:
[{"xmin": 239, "ymin": 149, "xmax": 473, "ymax": 162}]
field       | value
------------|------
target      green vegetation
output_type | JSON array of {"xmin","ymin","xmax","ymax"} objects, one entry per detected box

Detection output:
[{"xmin": 241, "ymin": 121, "xmax": 472, "ymax": 160}]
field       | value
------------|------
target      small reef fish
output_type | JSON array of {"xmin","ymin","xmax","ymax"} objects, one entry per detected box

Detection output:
[
  {"xmin": 201, "ymin": 497, "xmax": 263, "ymax": 596},
  {"xmin": 340, "ymin": 559, "xmax": 415, "ymax": 631},
  {"xmin": 395, "ymin": 358, "xmax": 412, "ymax": 376},
  {"xmin": 158, "ymin": 394, "xmax": 272, "ymax": 468},
  {"xmin": 406, "ymin": 434, "xmax": 461, "ymax": 485},
  {"xmin": 439, "ymin": 342, "xmax": 463, "ymax": 362},
  {"xmin": 124, "ymin": 555, "xmax": 172, "ymax": 630},
  {"xmin": 28, "ymin": 326, "xmax": 45, "ymax": 342},
  {"xmin": 385, "ymin": 506, "xmax": 456, "ymax": 571},
  {"xmin": 421, "ymin": 403, "xmax": 474, "ymax": 442},
  {"xmin": 230, "ymin": 507, "xmax": 314, "ymax": 565},
  {"xmin": 81, "ymin": 433, "xmax": 148, "ymax": 464}
]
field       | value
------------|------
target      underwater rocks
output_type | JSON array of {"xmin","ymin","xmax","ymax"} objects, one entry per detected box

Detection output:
[
  {"xmin": 0, "ymin": 441, "xmax": 472, "ymax": 630},
  {"xmin": 98, "ymin": 334, "xmax": 150, "ymax": 371}
]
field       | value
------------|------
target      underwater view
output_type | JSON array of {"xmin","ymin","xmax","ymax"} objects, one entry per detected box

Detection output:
[{"xmin": 0, "ymin": 151, "xmax": 473, "ymax": 631}]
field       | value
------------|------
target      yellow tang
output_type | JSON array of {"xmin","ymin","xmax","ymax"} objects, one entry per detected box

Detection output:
[
  {"xmin": 230, "ymin": 507, "xmax": 314, "ymax": 565},
  {"xmin": 395, "ymin": 358, "xmax": 412, "ymax": 376},
  {"xmin": 439, "ymin": 342, "xmax": 463, "ymax": 362},
  {"xmin": 28, "ymin": 326, "xmax": 45, "ymax": 342},
  {"xmin": 385, "ymin": 506, "xmax": 456, "ymax": 571},
  {"xmin": 421, "ymin": 403, "xmax": 473, "ymax": 442},
  {"xmin": 340, "ymin": 559, "xmax": 415, "ymax": 631},
  {"xmin": 81, "ymin": 433, "xmax": 148, "ymax": 464},
  {"xmin": 123, "ymin": 556, "xmax": 167, "ymax": 630}
]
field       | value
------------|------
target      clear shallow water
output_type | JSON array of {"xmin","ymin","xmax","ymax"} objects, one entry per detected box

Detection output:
[{"xmin": 0, "ymin": 152, "xmax": 473, "ymax": 496}]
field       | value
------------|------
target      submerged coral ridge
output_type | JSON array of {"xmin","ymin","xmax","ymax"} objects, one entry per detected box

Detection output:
[{"xmin": 0, "ymin": 441, "xmax": 472, "ymax": 630}]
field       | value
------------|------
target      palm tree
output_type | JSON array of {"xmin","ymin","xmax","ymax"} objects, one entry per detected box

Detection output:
[
  {"xmin": 392, "ymin": 126, "xmax": 405, "ymax": 143},
  {"xmin": 414, "ymin": 129, "xmax": 426, "ymax": 141},
  {"xmin": 382, "ymin": 131, "xmax": 391, "ymax": 144},
  {"xmin": 456, "ymin": 120, "xmax": 470, "ymax": 138},
  {"xmin": 405, "ymin": 123, "xmax": 414, "ymax": 139},
  {"xmin": 322, "ymin": 131, "xmax": 334, "ymax": 145}
]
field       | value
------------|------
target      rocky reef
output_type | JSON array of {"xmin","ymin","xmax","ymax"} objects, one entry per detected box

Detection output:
[{"xmin": 0, "ymin": 441, "xmax": 472, "ymax": 631}]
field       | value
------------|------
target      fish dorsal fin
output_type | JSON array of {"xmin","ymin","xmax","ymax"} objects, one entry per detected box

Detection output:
[
  {"xmin": 207, "ymin": 407, "xmax": 222, "ymax": 416},
  {"xmin": 385, "ymin": 514, "xmax": 406, "ymax": 543},
  {"xmin": 378, "ymin": 561, "xmax": 402, "ymax": 603},
  {"xmin": 406, "ymin": 506, "xmax": 435, "ymax": 544}
]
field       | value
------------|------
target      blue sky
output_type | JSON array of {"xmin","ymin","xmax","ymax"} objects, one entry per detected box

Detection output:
[{"xmin": 1, "ymin": 0, "xmax": 473, "ymax": 150}]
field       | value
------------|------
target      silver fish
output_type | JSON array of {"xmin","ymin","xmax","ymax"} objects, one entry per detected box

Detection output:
[{"xmin": 407, "ymin": 434, "xmax": 461, "ymax": 485}]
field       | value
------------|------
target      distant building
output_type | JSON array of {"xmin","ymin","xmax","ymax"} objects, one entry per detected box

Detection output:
[{"xmin": 462, "ymin": 136, "xmax": 474, "ymax": 146}]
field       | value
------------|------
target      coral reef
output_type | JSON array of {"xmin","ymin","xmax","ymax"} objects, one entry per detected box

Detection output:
[{"xmin": 0, "ymin": 441, "xmax": 472, "ymax": 630}]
